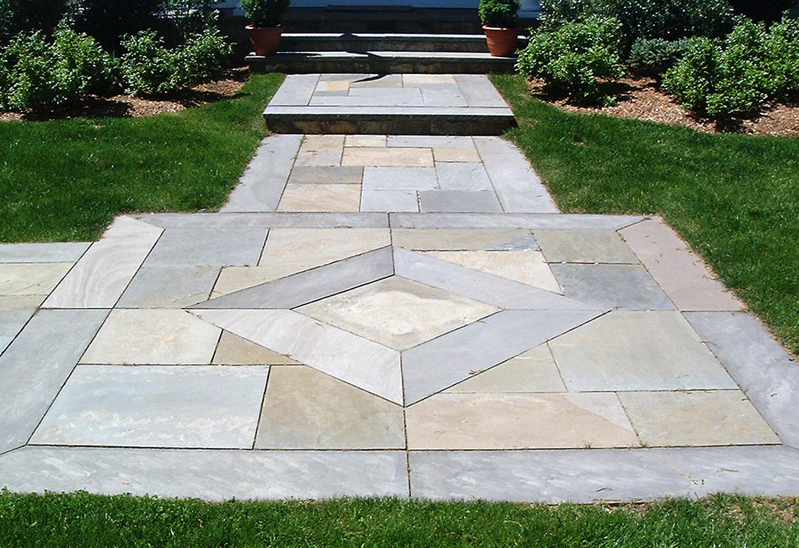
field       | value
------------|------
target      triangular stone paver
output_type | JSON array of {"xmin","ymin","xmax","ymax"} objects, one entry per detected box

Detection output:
[{"xmin": 213, "ymin": 331, "xmax": 300, "ymax": 365}]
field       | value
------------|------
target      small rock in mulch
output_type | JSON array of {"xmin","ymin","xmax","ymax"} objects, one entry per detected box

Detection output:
[
  {"xmin": 528, "ymin": 76, "xmax": 799, "ymax": 138},
  {"xmin": 0, "ymin": 67, "xmax": 249, "ymax": 122}
]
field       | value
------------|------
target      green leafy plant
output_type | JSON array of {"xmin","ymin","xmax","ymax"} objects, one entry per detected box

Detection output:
[
  {"xmin": 478, "ymin": 0, "xmax": 522, "ymax": 28},
  {"xmin": 240, "ymin": 0, "xmax": 291, "ymax": 28},
  {"xmin": 73, "ymin": 0, "xmax": 164, "ymax": 52},
  {"xmin": 628, "ymin": 38, "xmax": 688, "ymax": 74},
  {"xmin": 516, "ymin": 15, "xmax": 625, "ymax": 104},
  {"xmin": 120, "ymin": 28, "xmax": 231, "ymax": 96},
  {"xmin": 0, "ymin": 22, "xmax": 117, "ymax": 111}
]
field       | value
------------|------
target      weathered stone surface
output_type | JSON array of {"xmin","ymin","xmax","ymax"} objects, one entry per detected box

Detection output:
[
  {"xmin": 361, "ymin": 191, "xmax": 419, "ymax": 212},
  {"xmin": 0, "ymin": 263, "xmax": 72, "ymax": 296},
  {"xmin": 426, "ymin": 250, "xmax": 561, "ymax": 292},
  {"xmin": 419, "ymin": 190, "xmax": 502, "ymax": 213},
  {"xmin": 256, "ymin": 367, "xmax": 405, "ymax": 449},
  {"xmin": 342, "ymin": 147, "xmax": 434, "ymax": 167},
  {"xmin": 551, "ymin": 264, "xmax": 673, "ymax": 310},
  {"xmin": 435, "ymin": 162, "xmax": 492, "ymax": 191},
  {"xmin": 31, "ymin": 365, "xmax": 269, "ymax": 449},
  {"xmin": 446, "ymin": 344, "xmax": 566, "ymax": 393},
  {"xmin": 362, "ymin": 167, "xmax": 437, "ymax": 191},
  {"xmin": 0, "ymin": 242, "xmax": 89, "ymax": 263},
  {"xmin": 278, "ymin": 184, "xmax": 361, "ymax": 212},
  {"xmin": 392, "ymin": 229, "xmax": 537, "ymax": 251},
  {"xmin": 535, "ymin": 230, "xmax": 639, "ymax": 264},
  {"xmin": 213, "ymin": 331, "xmax": 299, "ymax": 365},
  {"xmin": 288, "ymin": 166, "xmax": 363, "ymax": 185},
  {"xmin": 145, "ymin": 228, "xmax": 267, "ymax": 267},
  {"xmin": 117, "ymin": 266, "xmax": 219, "ymax": 308}
]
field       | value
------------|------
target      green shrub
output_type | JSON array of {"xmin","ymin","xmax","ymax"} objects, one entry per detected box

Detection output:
[
  {"xmin": 766, "ymin": 15, "xmax": 799, "ymax": 96},
  {"xmin": 478, "ymin": 0, "xmax": 522, "ymax": 28},
  {"xmin": 120, "ymin": 28, "xmax": 231, "ymax": 96},
  {"xmin": 628, "ymin": 38, "xmax": 688, "ymax": 74},
  {"xmin": 540, "ymin": 0, "xmax": 738, "ymax": 51},
  {"xmin": 73, "ymin": 0, "xmax": 163, "ymax": 52},
  {"xmin": 0, "ymin": 23, "xmax": 117, "ymax": 111},
  {"xmin": 161, "ymin": 0, "xmax": 221, "ymax": 40},
  {"xmin": 516, "ymin": 15, "xmax": 625, "ymax": 104},
  {"xmin": 663, "ymin": 20, "xmax": 777, "ymax": 117},
  {"xmin": 240, "ymin": 0, "xmax": 291, "ymax": 28}
]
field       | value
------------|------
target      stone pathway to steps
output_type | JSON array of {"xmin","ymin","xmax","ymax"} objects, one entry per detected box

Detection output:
[{"xmin": 1, "ymin": 75, "xmax": 799, "ymax": 503}]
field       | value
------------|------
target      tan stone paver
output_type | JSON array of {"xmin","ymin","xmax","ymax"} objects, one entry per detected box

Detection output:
[
  {"xmin": 342, "ymin": 147, "xmax": 434, "ymax": 167},
  {"xmin": 277, "ymin": 184, "xmax": 361, "ymax": 212}
]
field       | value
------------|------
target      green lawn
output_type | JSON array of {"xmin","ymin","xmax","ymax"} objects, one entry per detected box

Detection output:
[
  {"xmin": 0, "ymin": 73, "xmax": 284, "ymax": 242},
  {"xmin": 1, "ymin": 491, "xmax": 798, "ymax": 547},
  {"xmin": 491, "ymin": 74, "xmax": 799, "ymax": 356}
]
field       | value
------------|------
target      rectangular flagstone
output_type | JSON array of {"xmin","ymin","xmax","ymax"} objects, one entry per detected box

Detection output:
[
  {"xmin": 0, "ymin": 309, "xmax": 108, "ymax": 454},
  {"xmin": 621, "ymin": 217, "xmax": 743, "ymax": 311},
  {"xmin": 0, "ymin": 446, "xmax": 409, "ymax": 500},
  {"xmin": 342, "ymin": 147, "xmax": 434, "ymax": 167},
  {"xmin": 256, "ymin": 366, "xmax": 405, "ymax": 449},
  {"xmin": 80, "ymin": 309, "xmax": 220, "ymax": 365},
  {"xmin": 193, "ymin": 309, "xmax": 403, "ymax": 404},
  {"xmin": 455, "ymin": 75, "xmax": 510, "ymax": 108},
  {"xmin": 390, "ymin": 213, "xmax": 645, "ymax": 230},
  {"xmin": 362, "ymin": 167, "xmax": 438, "ymax": 191},
  {"xmin": 394, "ymin": 248, "xmax": 602, "ymax": 311},
  {"xmin": 685, "ymin": 312, "xmax": 799, "ymax": 448},
  {"xmin": 419, "ymin": 190, "xmax": 502, "ymax": 213},
  {"xmin": 551, "ymin": 311, "xmax": 738, "ymax": 392},
  {"xmin": 31, "ymin": 365, "xmax": 268, "ymax": 449},
  {"xmin": 268, "ymin": 74, "xmax": 320, "ymax": 106},
  {"xmin": 299, "ymin": 135, "xmax": 345, "ymax": 152},
  {"xmin": 138, "ymin": 212, "xmax": 388, "ymax": 229},
  {"xmin": 402, "ymin": 309, "xmax": 601, "ymax": 405},
  {"xmin": 435, "ymin": 162, "xmax": 493, "ymax": 191},
  {"xmin": 446, "ymin": 344, "xmax": 566, "ymax": 393},
  {"xmin": 144, "ymin": 227, "xmax": 267, "ymax": 267},
  {"xmin": 619, "ymin": 390, "xmax": 779, "ymax": 447},
  {"xmin": 551, "ymin": 264, "xmax": 674, "ymax": 310},
  {"xmin": 387, "ymin": 135, "xmax": 474, "ymax": 148},
  {"xmin": 345, "ymin": 135, "xmax": 386, "ymax": 147},
  {"xmin": 392, "ymin": 228, "xmax": 538, "ymax": 251},
  {"xmin": 43, "ymin": 217, "xmax": 163, "ymax": 308},
  {"xmin": 433, "ymin": 148, "xmax": 481, "ymax": 162},
  {"xmin": 278, "ymin": 184, "xmax": 361, "ymax": 212},
  {"xmin": 196, "ymin": 247, "xmax": 393, "ymax": 310},
  {"xmin": 117, "ymin": 266, "xmax": 219, "ymax": 308},
  {"xmin": 294, "ymin": 149, "xmax": 342, "ymax": 167},
  {"xmin": 0, "ymin": 242, "xmax": 89, "ymax": 263},
  {"xmin": 222, "ymin": 134, "xmax": 301, "ymax": 213},
  {"xmin": 420, "ymin": 87, "xmax": 468, "ymax": 107},
  {"xmin": 406, "ymin": 392, "xmax": 638, "ymax": 449},
  {"xmin": 361, "ymin": 190, "xmax": 419, "ymax": 212},
  {"xmin": 288, "ymin": 166, "xmax": 363, "ymax": 184},
  {"xmin": 310, "ymin": 93, "xmax": 425, "ymax": 107},
  {"xmin": 409, "ymin": 446, "xmax": 799, "ymax": 503},
  {"xmin": 0, "ymin": 263, "xmax": 72, "ymax": 295},
  {"xmin": 535, "ymin": 229, "xmax": 639, "ymax": 264},
  {"xmin": 473, "ymin": 137, "xmax": 559, "ymax": 213}
]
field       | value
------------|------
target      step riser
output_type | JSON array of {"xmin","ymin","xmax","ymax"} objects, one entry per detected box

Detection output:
[
  {"xmin": 265, "ymin": 115, "xmax": 516, "ymax": 136},
  {"xmin": 248, "ymin": 56, "xmax": 516, "ymax": 74},
  {"xmin": 281, "ymin": 38, "xmax": 491, "ymax": 53}
]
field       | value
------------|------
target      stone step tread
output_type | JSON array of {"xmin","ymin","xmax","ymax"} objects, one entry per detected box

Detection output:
[
  {"xmin": 249, "ymin": 51, "xmax": 517, "ymax": 60},
  {"xmin": 265, "ymin": 106, "xmax": 514, "ymax": 117}
]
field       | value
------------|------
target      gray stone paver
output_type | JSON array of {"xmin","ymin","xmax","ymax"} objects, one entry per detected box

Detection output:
[{"xmin": 1, "ymin": 73, "xmax": 795, "ymax": 503}]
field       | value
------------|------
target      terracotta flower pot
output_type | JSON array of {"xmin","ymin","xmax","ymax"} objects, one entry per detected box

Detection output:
[
  {"xmin": 246, "ymin": 24, "xmax": 282, "ymax": 56},
  {"xmin": 483, "ymin": 26, "xmax": 520, "ymax": 57}
]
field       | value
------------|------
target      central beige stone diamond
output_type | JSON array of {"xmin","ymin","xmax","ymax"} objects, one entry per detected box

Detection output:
[{"xmin": 297, "ymin": 276, "xmax": 500, "ymax": 350}]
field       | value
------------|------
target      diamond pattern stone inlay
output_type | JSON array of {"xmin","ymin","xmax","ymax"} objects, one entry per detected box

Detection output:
[{"xmin": 298, "ymin": 276, "xmax": 499, "ymax": 350}]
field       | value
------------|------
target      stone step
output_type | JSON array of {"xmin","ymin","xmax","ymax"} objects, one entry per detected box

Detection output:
[
  {"xmin": 247, "ymin": 50, "xmax": 517, "ymax": 74},
  {"xmin": 280, "ymin": 33, "xmax": 528, "ymax": 53}
]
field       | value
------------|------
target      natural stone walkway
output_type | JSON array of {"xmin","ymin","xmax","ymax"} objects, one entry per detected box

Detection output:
[{"xmin": 1, "ymin": 75, "xmax": 799, "ymax": 503}]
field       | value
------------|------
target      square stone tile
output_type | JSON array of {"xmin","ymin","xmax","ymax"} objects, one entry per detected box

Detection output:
[
  {"xmin": 446, "ymin": 344, "xmax": 566, "ymax": 393},
  {"xmin": 392, "ymin": 229, "xmax": 538, "ymax": 251},
  {"xmin": 361, "ymin": 191, "xmax": 419, "ymax": 212},
  {"xmin": 362, "ymin": 167, "xmax": 438, "ymax": 191},
  {"xmin": 433, "ymin": 148, "xmax": 481, "ymax": 163},
  {"xmin": 0, "ymin": 263, "xmax": 72, "ymax": 296},
  {"xmin": 424, "ymin": 250, "xmax": 561, "ymax": 293},
  {"xmin": 256, "ymin": 367, "xmax": 404, "ymax": 449},
  {"xmin": 117, "ymin": 266, "xmax": 219, "ymax": 308},
  {"xmin": 259, "ymin": 228, "xmax": 391, "ymax": 277},
  {"xmin": 31, "ymin": 365, "xmax": 268, "ymax": 449},
  {"xmin": 420, "ymin": 87, "xmax": 468, "ymax": 107},
  {"xmin": 144, "ymin": 228, "xmax": 267, "ymax": 267},
  {"xmin": 294, "ymin": 149, "xmax": 342, "ymax": 167},
  {"xmin": 406, "ymin": 392, "xmax": 639, "ymax": 449},
  {"xmin": 551, "ymin": 264, "xmax": 674, "ymax": 310},
  {"xmin": 342, "ymin": 148, "xmax": 434, "ymax": 167},
  {"xmin": 277, "ymin": 184, "xmax": 361, "ymax": 212},
  {"xmin": 535, "ymin": 230, "xmax": 638, "ymax": 264},
  {"xmin": 435, "ymin": 163, "xmax": 493, "ymax": 191},
  {"xmin": 550, "ymin": 311, "xmax": 739, "ymax": 392},
  {"xmin": 300, "ymin": 135, "xmax": 345, "ymax": 151},
  {"xmin": 619, "ymin": 390, "xmax": 780, "ymax": 447},
  {"xmin": 213, "ymin": 331, "xmax": 299, "ymax": 365},
  {"xmin": 298, "ymin": 276, "xmax": 499, "ymax": 350},
  {"xmin": 419, "ymin": 191, "xmax": 502, "ymax": 213},
  {"xmin": 287, "ymin": 166, "xmax": 363, "ymax": 185},
  {"xmin": 81, "ymin": 309, "xmax": 220, "ymax": 365},
  {"xmin": 345, "ymin": 135, "xmax": 387, "ymax": 148}
]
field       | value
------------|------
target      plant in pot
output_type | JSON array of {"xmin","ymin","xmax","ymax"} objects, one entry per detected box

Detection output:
[
  {"xmin": 479, "ymin": 0, "xmax": 522, "ymax": 57},
  {"xmin": 241, "ymin": 0, "xmax": 290, "ymax": 56}
]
